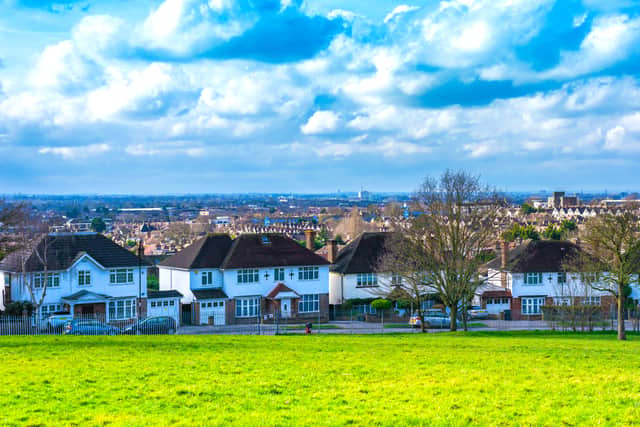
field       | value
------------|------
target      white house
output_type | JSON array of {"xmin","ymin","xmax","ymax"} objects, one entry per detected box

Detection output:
[
  {"xmin": 484, "ymin": 240, "xmax": 627, "ymax": 319},
  {"xmin": 0, "ymin": 232, "xmax": 149, "ymax": 323},
  {"xmin": 329, "ymin": 232, "xmax": 409, "ymax": 313},
  {"xmin": 158, "ymin": 233, "xmax": 330, "ymax": 325}
]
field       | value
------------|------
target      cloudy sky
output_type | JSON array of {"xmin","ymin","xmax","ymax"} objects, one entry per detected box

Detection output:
[{"xmin": 1, "ymin": 0, "xmax": 639, "ymax": 194}]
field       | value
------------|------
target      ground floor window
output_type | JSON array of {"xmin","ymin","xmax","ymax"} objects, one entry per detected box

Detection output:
[
  {"xmin": 487, "ymin": 298, "xmax": 510, "ymax": 305},
  {"xmin": 40, "ymin": 304, "xmax": 63, "ymax": 317},
  {"xmin": 353, "ymin": 304, "xmax": 376, "ymax": 314},
  {"xmin": 298, "ymin": 294, "xmax": 319, "ymax": 313},
  {"xmin": 108, "ymin": 298, "xmax": 136, "ymax": 320},
  {"xmin": 201, "ymin": 300, "xmax": 224, "ymax": 309},
  {"xmin": 583, "ymin": 296, "xmax": 601, "ymax": 306},
  {"xmin": 521, "ymin": 297, "xmax": 546, "ymax": 315},
  {"xmin": 236, "ymin": 297, "xmax": 260, "ymax": 318},
  {"xmin": 554, "ymin": 296, "xmax": 572, "ymax": 306}
]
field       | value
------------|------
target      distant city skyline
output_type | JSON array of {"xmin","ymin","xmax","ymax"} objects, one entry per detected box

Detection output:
[{"xmin": 1, "ymin": 1, "xmax": 640, "ymax": 193}]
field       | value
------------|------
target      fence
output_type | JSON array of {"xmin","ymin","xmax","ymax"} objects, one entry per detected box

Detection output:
[
  {"xmin": 0, "ymin": 314, "xmax": 179, "ymax": 336},
  {"xmin": 3, "ymin": 306, "xmax": 640, "ymax": 336}
]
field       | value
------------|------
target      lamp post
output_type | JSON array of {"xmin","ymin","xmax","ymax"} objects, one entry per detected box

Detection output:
[{"xmin": 137, "ymin": 239, "xmax": 144, "ymax": 319}]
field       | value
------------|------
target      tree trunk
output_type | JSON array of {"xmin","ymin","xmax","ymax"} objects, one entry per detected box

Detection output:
[
  {"xmin": 617, "ymin": 291, "xmax": 626, "ymax": 341},
  {"xmin": 449, "ymin": 305, "xmax": 457, "ymax": 332}
]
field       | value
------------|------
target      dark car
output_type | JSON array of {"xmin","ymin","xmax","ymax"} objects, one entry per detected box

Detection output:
[
  {"xmin": 64, "ymin": 319, "xmax": 121, "ymax": 335},
  {"xmin": 123, "ymin": 316, "xmax": 177, "ymax": 335}
]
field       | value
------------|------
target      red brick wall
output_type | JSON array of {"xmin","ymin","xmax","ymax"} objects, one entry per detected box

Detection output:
[
  {"xmin": 225, "ymin": 299, "xmax": 235, "ymax": 325},
  {"xmin": 511, "ymin": 297, "xmax": 522, "ymax": 320},
  {"xmin": 193, "ymin": 301, "xmax": 201, "ymax": 326}
]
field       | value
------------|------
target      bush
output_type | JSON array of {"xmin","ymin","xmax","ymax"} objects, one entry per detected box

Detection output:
[
  {"xmin": 3, "ymin": 301, "xmax": 34, "ymax": 317},
  {"xmin": 371, "ymin": 299, "xmax": 392, "ymax": 311}
]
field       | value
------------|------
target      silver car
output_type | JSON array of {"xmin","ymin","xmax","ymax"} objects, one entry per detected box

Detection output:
[{"xmin": 409, "ymin": 310, "xmax": 451, "ymax": 328}]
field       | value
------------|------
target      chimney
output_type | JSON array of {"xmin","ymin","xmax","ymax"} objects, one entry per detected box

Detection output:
[
  {"xmin": 500, "ymin": 240, "xmax": 508, "ymax": 289},
  {"xmin": 304, "ymin": 229, "xmax": 316, "ymax": 251},
  {"xmin": 327, "ymin": 239, "xmax": 338, "ymax": 264}
]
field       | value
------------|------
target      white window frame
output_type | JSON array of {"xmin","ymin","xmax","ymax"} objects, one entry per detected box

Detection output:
[
  {"xmin": 524, "ymin": 272, "xmax": 543, "ymax": 285},
  {"xmin": 109, "ymin": 269, "xmax": 134, "ymax": 285},
  {"xmin": 33, "ymin": 273, "xmax": 60, "ymax": 289},
  {"xmin": 298, "ymin": 294, "xmax": 320, "ymax": 313},
  {"xmin": 583, "ymin": 296, "xmax": 601, "ymax": 306},
  {"xmin": 557, "ymin": 272, "xmax": 567, "ymax": 284},
  {"xmin": 237, "ymin": 269, "xmax": 259, "ymax": 284},
  {"xmin": 298, "ymin": 267, "xmax": 319, "ymax": 281},
  {"xmin": 108, "ymin": 298, "xmax": 136, "ymax": 320},
  {"xmin": 391, "ymin": 273, "xmax": 403, "ymax": 286},
  {"xmin": 521, "ymin": 297, "xmax": 546, "ymax": 315},
  {"xmin": 356, "ymin": 273, "xmax": 378, "ymax": 288},
  {"xmin": 274, "ymin": 268, "xmax": 285, "ymax": 281},
  {"xmin": 235, "ymin": 297, "xmax": 260, "ymax": 318},
  {"xmin": 78, "ymin": 270, "xmax": 91, "ymax": 286},
  {"xmin": 201, "ymin": 271, "xmax": 213, "ymax": 286},
  {"xmin": 554, "ymin": 296, "xmax": 572, "ymax": 306}
]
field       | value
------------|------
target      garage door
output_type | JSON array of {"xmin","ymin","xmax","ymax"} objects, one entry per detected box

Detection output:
[
  {"xmin": 148, "ymin": 298, "xmax": 180, "ymax": 325},
  {"xmin": 200, "ymin": 300, "xmax": 225, "ymax": 325}
]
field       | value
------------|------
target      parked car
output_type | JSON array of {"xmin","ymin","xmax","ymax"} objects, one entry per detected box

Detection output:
[
  {"xmin": 123, "ymin": 316, "xmax": 177, "ymax": 335},
  {"xmin": 43, "ymin": 312, "xmax": 73, "ymax": 332},
  {"xmin": 409, "ymin": 310, "xmax": 451, "ymax": 329},
  {"xmin": 467, "ymin": 306, "xmax": 489, "ymax": 320},
  {"xmin": 64, "ymin": 319, "xmax": 120, "ymax": 335}
]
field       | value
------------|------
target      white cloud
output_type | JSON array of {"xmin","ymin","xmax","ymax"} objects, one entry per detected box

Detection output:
[
  {"xmin": 38, "ymin": 143, "xmax": 110, "ymax": 159},
  {"xmin": 384, "ymin": 5, "xmax": 420, "ymax": 23},
  {"xmin": 300, "ymin": 111, "xmax": 340, "ymax": 135},
  {"xmin": 125, "ymin": 142, "xmax": 204, "ymax": 157}
]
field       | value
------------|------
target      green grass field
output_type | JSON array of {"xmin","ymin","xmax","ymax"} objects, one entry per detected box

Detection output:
[{"xmin": 2, "ymin": 332, "xmax": 640, "ymax": 426}]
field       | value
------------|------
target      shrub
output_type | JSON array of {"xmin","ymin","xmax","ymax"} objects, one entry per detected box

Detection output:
[{"xmin": 371, "ymin": 299, "xmax": 392, "ymax": 311}]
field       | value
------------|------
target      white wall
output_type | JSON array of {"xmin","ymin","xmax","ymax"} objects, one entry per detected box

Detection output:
[
  {"xmin": 223, "ymin": 266, "xmax": 330, "ymax": 299},
  {"xmin": 158, "ymin": 267, "xmax": 193, "ymax": 303},
  {"xmin": 511, "ymin": 272, "xmax": 608, "ymax": 298}
]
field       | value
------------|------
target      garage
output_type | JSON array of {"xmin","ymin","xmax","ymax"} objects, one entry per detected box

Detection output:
[
  {"xmin": 199, "ymin": 299, "xmax": 226, "ymax": 325},
  {"xmin": 193, "ymin": 289, "xmax": 229, "ymax": 326},
  {"xmin": 147, "ymin": 290, "xmax": 182, "ymax": 325}
]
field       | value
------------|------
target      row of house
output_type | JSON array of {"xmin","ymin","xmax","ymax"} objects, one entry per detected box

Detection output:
[{"xmin": 1, "ymin": 231, "xmax": 636, "ymax": 326}]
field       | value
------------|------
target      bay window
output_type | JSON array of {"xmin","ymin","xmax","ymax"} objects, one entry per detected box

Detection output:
[
  {"xmin": 235, "ymin": 297, "xmax": 260, "ymax": 317},
  {"xmin": 298, "ymin": 294, "xmax": 319, "ymax": 313},
  {"xmin": 521, "ymin": 297, "xmax": 546, "ymax": 315}
]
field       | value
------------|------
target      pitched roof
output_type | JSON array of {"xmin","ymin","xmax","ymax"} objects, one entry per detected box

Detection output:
[
  {"xmin": 158, "ymin": 234, "xmax": 233, "ymax": 269},
  {"xmin": 330, "ymin": 232, "xmax": 392, "ymax": 274},
  {"xmin": 491, "ymin": 240, "xmax": 581, "ymax": 273},
  {"xmin": 221, "ymin": 234, "xmax": 329, "ymax": 269},
  {"xmin": 0, "ymin": 233, "xmax": 149, "ymax": 273},
  {"xmin": 147, "ymin": 290, "xmax": 183, "ymax": 299},
  {"xmin": 159, "ymin": 233, "xmax": 327, "ymax": 270},
  {"xmin": 192, "ymin": 289, "xmax": 228, "ymax": 300},
  {"xmin": 266, "ymin": 283, "xmax": 299, "ymax": 299}
]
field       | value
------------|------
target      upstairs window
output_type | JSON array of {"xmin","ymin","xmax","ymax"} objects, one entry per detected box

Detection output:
[
  {"xmin": 33, "ymin": 273, "xmax": 60, "ymax": 289},
  {"xmin": 201, "ymin": 271, "xmax": 213, "ymax": 286},
  {"xmin": 78, "ymin": 270, "xmax": 91, "ymax": 286},
  {"xmin": 524, "ymin": 272, "xmax": 543, "ymax": 285},
  {"xmin": 391, "ymin": 273, "xmax": 403, "ymax": 286},
  {"xmin": 110, "ymin": 269, "xmax": 134, "ymax": 284},
  {"xmin": 356, "ymin": 273, "xmax": 378, "ymax": 288},
  {"xmin": 274, "ymin": 268, "xmax": 285, "ymax": 281},
  {"xmin": 557, "ymin": 272, "xmax": 567, "ymax": 284},
  {"xmin": 237, "ymin": 269, "xmax": 259, "ymax": 284},
  {"xmin": 298, "ymin": 267, "xmax": 319, "ymax": 281}
]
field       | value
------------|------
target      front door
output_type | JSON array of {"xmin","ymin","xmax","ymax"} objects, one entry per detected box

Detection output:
[{"xmin": 281, "ymin": 298, "xmax": 291, "ymax": 318}]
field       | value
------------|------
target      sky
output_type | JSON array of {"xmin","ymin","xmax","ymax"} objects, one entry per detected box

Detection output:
[{"xmin": 0, "ymin": 0, "xmax": 640, "ymax": 194}]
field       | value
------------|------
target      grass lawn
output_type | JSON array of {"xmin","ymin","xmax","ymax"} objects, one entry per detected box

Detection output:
[{"xmin": 2, "ymin": 332, "xmax": 640, "ymax": 426}]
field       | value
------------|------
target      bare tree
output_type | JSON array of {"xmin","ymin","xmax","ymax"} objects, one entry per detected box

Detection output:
[
  {"xmin": 565, "ymin": 209, "xmax": 640, "ymax": 340},
  {"xmin": 21, "ymin": 233, "xmax": 58, "ymax": 318},
  {"xmin": 382, "ymin": 170, "xmax": 503, "ymax": 331}
]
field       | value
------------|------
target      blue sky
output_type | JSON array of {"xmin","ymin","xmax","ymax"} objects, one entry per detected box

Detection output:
[{"xmin": 1, "ymin": 0, "xmax": 640, "ymax": 194}]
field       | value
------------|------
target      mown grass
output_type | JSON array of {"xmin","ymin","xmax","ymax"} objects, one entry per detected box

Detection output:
[
  {"xmin": 283, "ymin": 324, "xmax": 342, "ymax": 330},
  {"xmin": 2, "ymin": 332, "xmax": 640, "ymax": 426}
]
